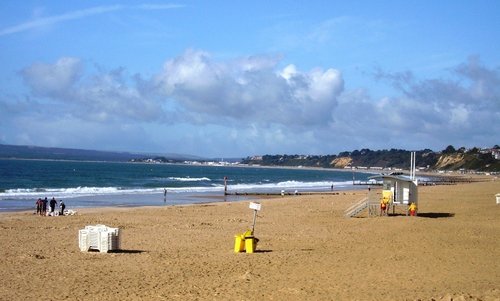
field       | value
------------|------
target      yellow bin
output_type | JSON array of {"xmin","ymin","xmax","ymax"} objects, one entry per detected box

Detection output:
[
  {"xmin": 245, "ymin": 236, "xmax": 256, "ymax": 253},
  {"xmin": 234, "ymin": 235, "xmax": 245, "ymax": 253}
]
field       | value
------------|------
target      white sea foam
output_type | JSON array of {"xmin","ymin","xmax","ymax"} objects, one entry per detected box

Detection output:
[
  {"xmin": 0, "ymin": 185, "xmax": 223, "ymax": 199},
  {"xmin": 223, "ymin": 180, "xmax": 353, "ymax": 192},
  {"xmin": 168, "ymin": 176, "xmax": 211, "ymax": 182},
  {"xmin": 2, "ymin": 187, "xmax": 148, "ymax": 199},
  {"xmin": 0, "ymin": 180, "xmax": 355, "ymax": 200}
]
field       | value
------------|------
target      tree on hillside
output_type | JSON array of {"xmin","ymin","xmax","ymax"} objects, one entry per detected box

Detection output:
[
  {"xmin": 467, "ymin": 147, "xmax": 480, "ymax": 154},
  {"xmin": 442, "ymin": 145, "xmax": 456, "ymax": 154}
]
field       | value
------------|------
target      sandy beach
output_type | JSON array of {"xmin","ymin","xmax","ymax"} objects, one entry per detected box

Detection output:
[{"xmin": 0, "ymin": 179, "xmax": 499, "ymax": 300}]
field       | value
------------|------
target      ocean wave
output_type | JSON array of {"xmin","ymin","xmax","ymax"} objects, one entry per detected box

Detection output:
[
  {"xmin": 2, "ymin": 187, "xmax": 121, "ymax": 198},
  {"xmin": 0, "ymin": 180, "xmax": 355, "ymax": 200},
  {"xmin": 168, "ymin": 176, "xmax": 211, "ymax": 182},
  {"xmin": 0, "ymin": 186, "xmax": 223, "ymax": 199},
  {"xmin": 224, "ymin": 180, "xmax": 353, "ymax": 192}
]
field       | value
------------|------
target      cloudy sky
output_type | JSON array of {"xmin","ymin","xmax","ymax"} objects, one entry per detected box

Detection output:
[{"xmin": 0, "ymin": 1, "xmax": 499, "ymax": 158}]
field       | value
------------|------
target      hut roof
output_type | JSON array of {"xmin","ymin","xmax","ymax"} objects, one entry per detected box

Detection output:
[{"xmin": 369, "ymin": 174, "xmax": 414, "ymax": 182}]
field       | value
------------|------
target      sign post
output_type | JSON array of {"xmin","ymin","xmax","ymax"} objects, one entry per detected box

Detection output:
[{"xmin": 249, "ymin": 202, "xmax": 261, "ymax": 233}]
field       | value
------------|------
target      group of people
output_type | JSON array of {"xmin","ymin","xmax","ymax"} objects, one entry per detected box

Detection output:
[
  {"xmin": 380, "ymin": 197, "xmax": 417, "ymax": 216},
  {"xmin": 35, "ymin": 197, "xmax": 66, "ymax": 216}
]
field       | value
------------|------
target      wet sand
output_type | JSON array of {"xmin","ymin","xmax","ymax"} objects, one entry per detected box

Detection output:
[{"xmin": 0, "ymin": 179, "xmax": 499, "ymax": 300}]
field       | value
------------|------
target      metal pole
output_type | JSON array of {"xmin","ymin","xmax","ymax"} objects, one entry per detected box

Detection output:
[
  {"xmin": 411, "ymin": 152, "xmax": 416, "ymax": 180},
  {"xmin": 410, "ymin": 152, "xmax": 413, "ymax": 180},
  {"xmin": 413, "ymin": 152, "xmax": 416, "ymax": 179},
  {"xmin": 410, "ymin": 151, "xmax": 416, "ymax": 180},
  {"xmin": 251, "ymin": 209, "xmax": 257, "ymax": 233}
]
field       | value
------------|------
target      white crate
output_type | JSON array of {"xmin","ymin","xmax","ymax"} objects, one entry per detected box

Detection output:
[
  {"xmin": 79, "ymin": 225, "xmax": 120, "ymax": 253},
  {"xmin": 78, "ymin": 229, "xmax": 89, "ymax": 251},
  {"xmin": 98, "ymin": 229, "xmax": 120, "ymax": 253}
]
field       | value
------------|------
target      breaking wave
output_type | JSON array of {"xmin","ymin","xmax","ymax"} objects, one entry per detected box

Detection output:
[{"xmin": 0, "ymin": 180, "xmax": 354, "ymax": 200}]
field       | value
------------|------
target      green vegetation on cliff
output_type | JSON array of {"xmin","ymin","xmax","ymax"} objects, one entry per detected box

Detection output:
[{"xmin": 241, "ymin": 145, "xmax": 500, "ymax": 172}]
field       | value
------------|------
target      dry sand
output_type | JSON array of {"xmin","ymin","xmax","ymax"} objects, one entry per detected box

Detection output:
[{"xmin": 0, "ymin": 180, "xmax": 499, "ymax": 300}]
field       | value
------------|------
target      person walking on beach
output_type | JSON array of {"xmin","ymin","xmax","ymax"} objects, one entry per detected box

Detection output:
[
  {"xmin": 60, "ymin": 201, "xmax": 66, "ymax": 216},
  {"xmin": 42, "ymin": 197, "xmax": 48, "ymax": 215},
  {"xmin": 163, "ymin": 188, "xmax": 167, "ymax": 203},
  {"xmin": 35, "ymin": 198, "xmax": 42, "ymax": 215},
  {"xmin": 49, "ymin": 197, "xmax": 57, "ymax": 215}
]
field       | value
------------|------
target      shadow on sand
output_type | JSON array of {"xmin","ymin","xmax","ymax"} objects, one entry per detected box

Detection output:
[
  {"xmin": 254, "ymin": 249, "xmax": 273, "ymax": 253},
  {"xmin": 386, "ymin": 212, "xmax": 455, "ymax": 218},
  {"xmin": 107, "ymin": 249, "xmax": 146, "ymax": 254},
  {"xmin": 417, "ymin": 212, "xmax": 455, "ymax": 218}
]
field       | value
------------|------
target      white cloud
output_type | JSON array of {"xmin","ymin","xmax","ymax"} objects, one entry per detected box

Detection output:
[
  {"xmin": 0, "ymin": 4, "xmax": 184, "ymax": 36},
  {"xmin": 5, "ymin": 53, "xmax": 499, "ymax": 156},
  {"xmin": 155, "ymin": 49, "xmax": 344, "ymax": 127},
  {"xmin": 450, "ymin": 105, "xmax": 469, "ymax": 126},
  {"xmin": 0, "ymin": 5, "xmax": 122, "ymax": 36},
  {"xmin": 21, "ymin": 57, "xmax": 82, "ymax": 98},
  {"xmin": 333, "ymin": 56, "xmax": 500, "ymax": 150},
  {"xmin": 17, "ymin": 51, "xmax": 341, "ymax": 130},
  {"xmin": 21, "ymin": 58, "xmax": 163, "ymax": 123}
]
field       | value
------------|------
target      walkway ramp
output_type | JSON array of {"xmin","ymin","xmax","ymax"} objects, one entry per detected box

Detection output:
[{"xmin": 344, "ymin": 197, "xmax": 368, "ymax": 218}]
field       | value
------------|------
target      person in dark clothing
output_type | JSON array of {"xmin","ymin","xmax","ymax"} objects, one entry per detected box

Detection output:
[
  {"xmin": 42, "ymin": 197, "xmax": 48, "ymax": 215},
  {"xmin": 36, "ymin": 198, "xmax": 42, "ymax": 215},
  {"xmin": 60, "ymin": 201, "xmax": 66, "ymax": 216},
  {"xmin": 49, "ymin": 197, "xmax": 57, "ymax": 214}
]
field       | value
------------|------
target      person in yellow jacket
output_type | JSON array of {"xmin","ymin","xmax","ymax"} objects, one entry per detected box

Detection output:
[
  {"xmin": 408, "ymin": 202, "xmax": 417, "ymax": 216},
  {"xmin": 380, "ymin": 197, "xmax": 388, "ymax": 216}
]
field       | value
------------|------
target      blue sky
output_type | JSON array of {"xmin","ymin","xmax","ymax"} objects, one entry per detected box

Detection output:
[{"xmin": 0, "ymin": 1, "xmax": 499, "ymax": 158}]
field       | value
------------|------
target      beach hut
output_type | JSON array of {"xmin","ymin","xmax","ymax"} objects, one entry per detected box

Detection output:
[
  {"xmin": 344, "ymin": 174, "xmax": 418, "ymax": 217},
  {"xmin": 344, "ymin": 152, "xmax": 419, "ymax": 218},
  {"xmin": 368, "ymin": 152, "xmax": 419, "ymax": 216},
  {"xmin": 370, "ymin": 174, "xmax": 418, "ymax": 213}
]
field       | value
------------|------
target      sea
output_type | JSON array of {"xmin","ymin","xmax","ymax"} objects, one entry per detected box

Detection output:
[{"xmin": 0, "ymin": 159, "xmax": 375, "ymax": 212}]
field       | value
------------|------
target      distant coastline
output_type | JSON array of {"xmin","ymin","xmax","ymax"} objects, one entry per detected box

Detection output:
[{"xmin": 1, "ymin": 143, "xmax": 498, "ymax": 173}]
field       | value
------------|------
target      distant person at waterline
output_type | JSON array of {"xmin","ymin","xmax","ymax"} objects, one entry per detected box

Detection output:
[
  {"xmin": 60, "ymin": 201, "xmax": 66, "ymax": 216},
  {"xmin": 49, "ymin": 197, "xmax": 57, "ymax": 214},
  {"xmin": 35, "ymin": 198, "xmax": 42, "ymax": 215},
  {"xmin": 42, "ymin": 197, "xmax": 48, "ymax": 215}
]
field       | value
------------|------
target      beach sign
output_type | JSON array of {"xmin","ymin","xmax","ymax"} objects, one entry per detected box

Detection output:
[
  {"xmin": 249, "ymin": 202, "xmax": 261, "ymax": 211},
  {"xmin": 249, "ymin": 202, "xmax": 261, "ymax": 233}
]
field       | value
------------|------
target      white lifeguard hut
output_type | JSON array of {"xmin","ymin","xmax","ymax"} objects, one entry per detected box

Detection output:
[
  {"xmin": 369, "ymin": 152, "xmax": 418, "ymax": 215},
  {"xmin": 344, "ymin": 152, "xmax": 419, "ymax": 218},
  {"xmin": 369, "ymin": 175, "xmax": 418, "ymax": 215}
]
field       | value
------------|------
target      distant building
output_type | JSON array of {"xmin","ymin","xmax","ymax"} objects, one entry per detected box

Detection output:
[
  {"xmin": 492, "ymin": 149, "xmax": 500, "ymax": 160},
  {"xmin": 369, "ymin": 174, "xmax": 418, "ymax": 215}
]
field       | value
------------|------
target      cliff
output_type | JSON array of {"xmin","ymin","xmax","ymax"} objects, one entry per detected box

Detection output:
[{"xmin": 242, "ymin": 147, "xmax": 500, "ymax": 172}]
